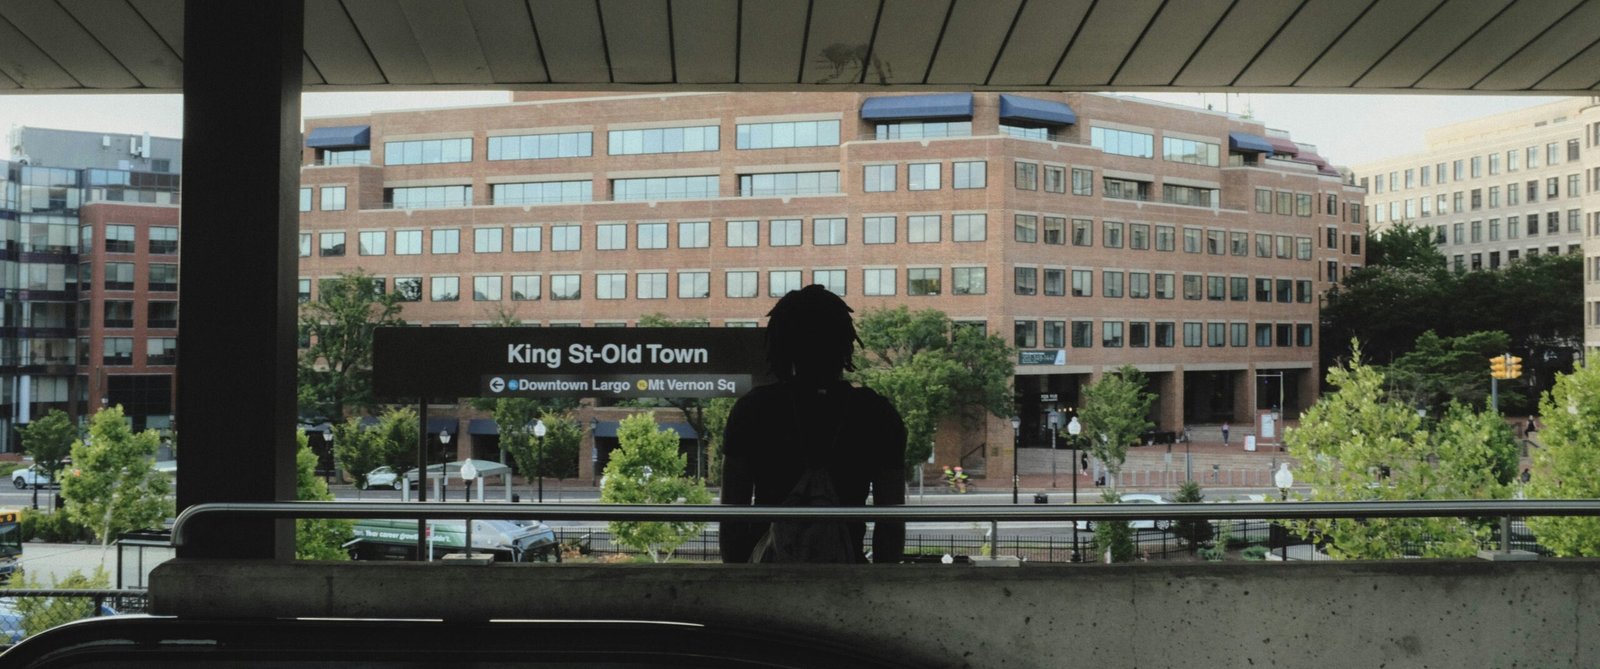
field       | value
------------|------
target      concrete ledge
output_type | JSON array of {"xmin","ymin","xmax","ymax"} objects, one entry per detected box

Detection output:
[{"xmin": 151, "ymin": 559, "xmax": 1600, "ymax": 669}]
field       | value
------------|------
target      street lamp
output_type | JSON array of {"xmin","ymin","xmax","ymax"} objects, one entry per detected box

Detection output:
[
  {"xmin": 439, "ymin": 429, "xmax": 452, "ymax": 501},
  {"xmin": 460, "ymin": 459, "xmax": 479, "ymax": 558},
  {"xmin": 1009, "ymin": 415, "xmax": 1021, "ymax": 504},
  {"xmin": 1274, "ymin": 463, "xmax": 1294, "ymax": 563},
  {"xmin": 589, "ymin": 417, "xmax": 600, "ymax": 480},
  {"xmin": 1047, "ymin": 411, "xmax": 1062, "ymax": 488},
  {"xmin": 532, "ymin": 419, "xmax": 548, "ymax": 503},
  {"xmin": 1066, "ymin": 417, "xmax": 1082, "ymax": 505}
]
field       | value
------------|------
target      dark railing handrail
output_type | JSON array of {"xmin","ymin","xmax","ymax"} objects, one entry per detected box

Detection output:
[{"xmin": 169, "ymin": 500, "xmax": 1600, "ymax": 547}]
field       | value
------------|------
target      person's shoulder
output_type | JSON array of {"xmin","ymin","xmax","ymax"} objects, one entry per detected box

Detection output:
[{"xmin": 845, "ymin": 385, "xmax": 900, "ymax": 417}]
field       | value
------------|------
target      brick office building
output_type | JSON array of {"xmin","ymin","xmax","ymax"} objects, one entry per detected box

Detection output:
[
  {"xmin": 1, "ymin": 127, "xmax": 181, "ymax": 451},
  {"xmin": 298, "ymin": 92, "xmax": 1364, "ymax": 482}
]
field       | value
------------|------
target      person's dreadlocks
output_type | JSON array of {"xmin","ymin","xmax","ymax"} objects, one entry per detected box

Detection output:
[{"xmin": 763, "ymin": 284, "xmax": 860, "ymax": 383}]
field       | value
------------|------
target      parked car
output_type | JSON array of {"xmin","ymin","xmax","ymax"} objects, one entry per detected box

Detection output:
[
  {"xmin": 11, "ymin": 466, "xmax": 56, "ymax": 490},
  {"xmin": 1075, "ymin": 493, "xmax": 1171, "ymax": 531},
  {"xmin": 359, "ymin": 466, "xmax": 414, "ymax": 490}
]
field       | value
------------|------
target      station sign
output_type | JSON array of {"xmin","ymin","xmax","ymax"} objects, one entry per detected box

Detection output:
[
  {"xmin": 1018, "ymin": 350, "xmax": 1066, "ymax": 366},
  {"xmin": 373, "ymin": 327, "xmax": 768, "ymax": 399}
]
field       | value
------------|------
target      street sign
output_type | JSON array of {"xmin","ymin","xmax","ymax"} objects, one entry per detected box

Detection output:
[{"xmin": 1019, "ymin": 350, "xmax": 1065, "ymax": 366}]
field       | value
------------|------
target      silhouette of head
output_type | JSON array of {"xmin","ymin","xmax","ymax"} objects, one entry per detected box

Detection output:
[{"xmin": 764, "ymin": 284, "xmax": 859, "ymax": 384}]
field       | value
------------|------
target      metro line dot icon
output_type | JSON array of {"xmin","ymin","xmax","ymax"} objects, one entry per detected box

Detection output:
[
  {"xmin": 636, "ymin": 379, "xmax": 648, "ymax": 391},
  {"xmin": 489, "ymin": 377, "xmax": 506, "ymax": 393}
]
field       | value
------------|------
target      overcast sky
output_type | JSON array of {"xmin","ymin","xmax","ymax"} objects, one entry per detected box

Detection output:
[{"xmin": 0, "ymin": 90, "xmax": 1573, "ymax": 167}]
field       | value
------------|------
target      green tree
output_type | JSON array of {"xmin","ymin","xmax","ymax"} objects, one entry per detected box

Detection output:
[
  {"xmin": 1365, "ymin": 222, "xmax": 1447, "ymax": 271},
  {"xmin": 295, "ymin": 430, "xmax": 352, "ymax": 560},
  {"xmin": 18, "ymin": 409, "xmax": 75, "ymax": 487},
  {"xmin": 637, "ymin": 313, "xmax": 716, "ymax": 478},
  {"xmin": 5, "ymin": 568, "xmax": 110, "ymax": 639},
  {"xmin": 502, "ymin": 409, "xmax": 582, "ymax": 497},
  {"xmin": 297, "ymin": 271, "xmax": 405, "ymax": 421},
  {"xmin": 1172, "ymin": 480, "xmax": 1212, "ymax": 551},
  {"xmin": 333, "ymin": 407, "xmax": 417, "ymax": 487},
  {"xmin": 1284, "ymin": 346, "xmax": 1507, "ymax": 559},
  {"xmin": 1384, "ymin": 330, "xmax": 1511, "ymax": 414},
  {"xmin": 701, "ymin": 397, "xmax": 735, "ymax": 486},
  {"xmin": 1077, "ymin": 365, "xmax": 1154, "ymax": 486},
  {"xmin": 851, "ymin": 307, "xmax": 1014, "ymax": 471},
  {"xmin": 1091, "ymin": 490, "xmax": 1136, "ymax": 563},
  {"xmin": 61, "ymin": 407, "xmax": 173, "ymax": 554},
  {"xmin": 1527, "ymin": 360, "xmax": 1600, "ymax": 556},
  {"xmin": 600, "ymin": 414, "xmax": 712, "ymax": 562}
]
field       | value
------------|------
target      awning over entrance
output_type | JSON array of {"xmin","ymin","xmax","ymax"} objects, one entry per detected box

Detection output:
[
  {"xmin": 860, "ymin": 93, "xmax": 973, "ymax": 121},
  {"xmin": 593, "ymin": 420, "xmax": 700, "ymax": 439},
  {"xmin": 1227, "ymin": 131, "xmax": 1274, "ymax": 154},
  {"xmin": 428, "ymin": 417, "xmax": 459, "ymax": 434},
  {"xmin": 998, "ymin": 94, "xmax": 1076, "ymax": 126},
  {"xmin": 468, "ymin": 419, "xmax": 498, "ymax": 436},
  {"xmin": 305, "ymin": 125, "xmax": 371, "ymax": 149},
  {"xmin": 1264, "ymin": 136, "xmax": 1300, "ymax": 156}
]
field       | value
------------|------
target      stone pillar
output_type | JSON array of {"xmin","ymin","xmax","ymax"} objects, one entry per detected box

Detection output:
[
  {"xmin": 1158, "ymin": 369, "xmax": 1185, "ymax": 432},
  {"xmin": 1233, "ymin": 367, "xmax": 1256, "ymax": 425},
  {"xmin": 175, "ymin": 0, "xmax": 302, "ymax": 560}
]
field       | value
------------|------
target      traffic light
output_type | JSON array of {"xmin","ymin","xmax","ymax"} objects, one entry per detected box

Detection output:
[
  {"xmin": 1506, "ymin": 355, "xmax": 1523, "ymax": 379},
  {"xmin": 1489, "ymin": 356, "xmax": 1507, "ymax": 379}
]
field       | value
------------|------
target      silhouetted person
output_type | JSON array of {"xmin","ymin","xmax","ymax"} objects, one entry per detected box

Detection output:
[{"xmin": 720, "ymin": 285, "xmax": 906, "ymax": 563}]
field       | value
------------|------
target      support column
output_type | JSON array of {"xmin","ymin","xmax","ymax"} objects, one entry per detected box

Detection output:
[
  {"xmin": 1232, "ymin": 368, "xmax": 1255, "ymax": 425},
  {"xmin": 175, "ymin": 0, "xmax": 303, "ymax": 559},
  {"xmin": 1158, "ymin": 369, "xmax": 1184, "ymax": 432}
]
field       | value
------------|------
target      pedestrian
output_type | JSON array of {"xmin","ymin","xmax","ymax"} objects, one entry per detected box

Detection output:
[
  {"xmin": 719, "ymin": 285, "xmax": 907, "ymax": 564},
  {"xmin": 1526, "ymin": 416, "xmax": 1537, "ymax": 434},
  {"xmin": 1520, "ymin": 467, "xmax": 1531, "ymax": 484},
  {"xmin": 1079, "ymin": 451, "xmax": 1088, "ymax": 475},
  {"xmin": 1221, "ymin": 421, "xmax": 1230, "ymax": 446}
]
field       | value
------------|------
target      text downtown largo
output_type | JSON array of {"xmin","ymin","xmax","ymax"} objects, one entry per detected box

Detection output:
[{"xmin": 482, "ymin": 373, "xmax": 752, "ymax": 398}]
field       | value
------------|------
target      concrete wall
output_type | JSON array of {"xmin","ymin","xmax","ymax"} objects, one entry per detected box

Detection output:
[{"xmin": 151, "ymin": 559, "xmax": 1600, "ymax": 668}]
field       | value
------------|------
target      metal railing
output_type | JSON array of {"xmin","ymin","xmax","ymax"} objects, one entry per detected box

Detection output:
[
  {"xmin": 0, "ymin": 589, "xmax": 147, "ymax": 646},
  {"xmin": 172, "ymin": 500, "xmax": 1600, "ymax": 548}
]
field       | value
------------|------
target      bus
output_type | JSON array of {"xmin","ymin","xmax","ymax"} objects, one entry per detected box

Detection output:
[
  {"xmin": 0, "ymin": 509, "xmax": 20, "ymax": 581},
  {"xmin": 345, "ymin": 519, "xmax": 560, "ymax": 563}
]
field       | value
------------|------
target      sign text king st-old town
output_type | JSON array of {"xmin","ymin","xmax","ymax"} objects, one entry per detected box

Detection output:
[{"xmin": 506, "ymin": 343, "xmax": 711, "ymax": 369}]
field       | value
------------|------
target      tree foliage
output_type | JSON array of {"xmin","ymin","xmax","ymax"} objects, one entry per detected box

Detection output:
[
  {"xmin": 295, "ymin": 430, "xmax": 352, "ymax": 560},
  {"xmin": 500, "ymin": 407, "xmax": 582, "ymax": 484},
  {"xmin": 297, "ymin": 271, "xmax": 406, "ymax": 421},
  {"xmin": 1077, "ymin": 365, "xmax": 1155, "ymax": 484},
  {"xmin": 61, "ymin": 407, "xmax": 173, "ymax": 550},
  {"xmin": 1172, "ymin": 480, "xmax": 1212, "ymax": 551},
  {"xmin": 1364, "ymin": 222, "xmax": 1447, "ymax": 272},
  {"xmin": 636, "ymin": 313, "xmax": 716, "ymax": 478},
  {"xmin": 600, "ymin": 414, "xmax": 712, "ymax": 562},
  {"xmin": 5, "ymin": 568, "xmax": 110, "ymax": 639},
  {"xmin": 1527, "ymin": 360, "xmax": 1600, "ymax": 556},
  {"xmin": 19, "ymin": 409, "xmax": 75, "ymax": 484},
  {"xmin": 1091, "ymin": 490, "xmax": 1136, "ymax": 563},
  {"xmin": 1384, "ymin": 330, "xmax": 1513, "ymax": 414},
  {"xmin": 1284, "ymin": 345, "xmax": 1510, "ymax": 559},
  {"xmin": 700, "ymin": 397, "xmax": 735, "ymax": 486},
  {"xmin": 850, "ymin": 307, "xmax": 1014, "ymax": 471},
  {"xmin": 333, "ymin": 407, "xmax": 417, "ymax": 487}
]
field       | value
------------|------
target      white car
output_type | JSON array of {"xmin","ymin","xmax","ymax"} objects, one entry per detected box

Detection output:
[
  {"xmin": 359, "ymin": 466, "xmax": 412, "ymax": 490},
  {"xmin": 1075, "ymin": 493, "xmax": 1171, "ymax": 531},
  {"xmin": 11, "ymin": 466, "xmax": 56, "ymax": 490}
]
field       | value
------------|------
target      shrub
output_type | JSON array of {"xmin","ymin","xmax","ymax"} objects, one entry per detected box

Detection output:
[
  {"xmin": 20, "ymin": 509, "xmax": 93, "ymax": 543},
  {"xmin": 1172, "ymin": 480, "xmax": 1213, "ymax": 551},
  {"xmin": 1197, "ymin": 546, "xmax": 1225, "ymax": 562},
  {"xmin": 1241, "ymin": 546, "xmax": 1269, "ymax": 561}
]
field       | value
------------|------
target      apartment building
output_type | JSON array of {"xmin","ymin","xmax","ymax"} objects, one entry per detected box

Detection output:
[
  {"xmin": 298, "ymin": 92, "xmax": 1363, "ymax": 481},
  {"xmin": 1, "ymin": 127, "xmax": 181, "ymax": 450}
]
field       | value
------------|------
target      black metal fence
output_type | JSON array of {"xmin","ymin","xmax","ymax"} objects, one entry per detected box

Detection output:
[{"xmin": 0, "ymin": 589, "xmax": 147, "ymax": 647}]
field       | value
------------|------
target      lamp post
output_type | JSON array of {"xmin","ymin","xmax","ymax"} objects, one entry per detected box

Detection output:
[
  {"xmin": 533, "ymin": 419, "xmax": 548, "ymax": 503},
  {"xmin": 589, "ymin": 417, "xmax": 600, "ymax": 480},
  {"xmin": 1047, "ymin": 411, "xmax": 1062, "ymax": 488},
  {"xmin": 460, "ymin": 459, "xmax": 478, "ymax": 558},
  {"xmin": 439, "ymin": 429, "xmax": 452, "ymax": 501},
  {"xmin": 1274, "ymin": 463, "xmax": 1294, "ymax": 563},
  {"xmin": 1009, "ymin": 415, "xmax": 1021, "ymax": 504},
  {"xmin": 1066, "ymin": 417, "xmax": 1082, "ymax": 505}
]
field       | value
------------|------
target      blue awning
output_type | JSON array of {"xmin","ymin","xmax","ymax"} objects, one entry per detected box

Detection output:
[
  {"xmin": 468, "ymin": 419, "xmax": 499, "ymax": 436},
  {"xmin": 305, "ymin": 125, "xmax": 371, "ymax": 149},
  {"xmin": 860, "ymin": 93, "xmax": 973, "ymax": 121},
  {"xmin": 1228, "ymin": 132, "xmax": 1274, "ymax": 154},
  {"xmin": 998, "ymin": 94, "xmax": 1076, "ymax": 126},
  {"xmin": 428, "ymin": 417, "xmax": 459, "ymax": 434},
  {"xmin": 593, "ymin": 420, "xmax": 699, "ymax": 440}
]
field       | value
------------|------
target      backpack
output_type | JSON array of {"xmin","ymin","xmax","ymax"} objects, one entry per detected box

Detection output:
[{"xmin": 749, "ymin": 390, "xmax": 858, "ymax": 564}]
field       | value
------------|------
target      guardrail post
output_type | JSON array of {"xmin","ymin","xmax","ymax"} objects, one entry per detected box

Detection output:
[{"xmin": 1502, "ymin": 515, "xmax": 1511, "ymax": 554}]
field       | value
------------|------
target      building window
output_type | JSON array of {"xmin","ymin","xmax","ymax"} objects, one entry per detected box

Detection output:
[
  {"xmin": 1163, "ymin": 184, "xmax": 1217, "ymax": 207},
  {"xmin": 1277, "ymin": 324, "xmax": 1293, "ymax": 347},
  {"xmin": 1015, "ymin": 267, "xmax": 1038, "ymax": 296},
  {"xmin": 629, "ymin": 223, "xmax": 665, "ymax": 250},
  {"xmin": 1071, "ymin": 321, "xmax": 1093, "ymax": 348},
  {"xmin": 430, "ymin": 276, "xmax": 460, "ymax": 301},
  {"xmin": 1043, "ymin": 165, "xmax": 1065, "ymax": 193},
  {"xmin": 104, "ymin": 225, "xmax": 135, "ymax": 253},
  {"xmin": 474, "ymin": 228, "xmax": 503, "ymax": 253},
  {"xmin": 677, "ymin": 271, "xmax": 709, "ymax": 299},
  {"xmin": 637, "ymin": 272, "xmax": 668, "ymax": 300},
  {"xmin": 1072, "ymin": 218, "xmax": 1093, "ymax": 247},
  {"xmin": 874, "ymin": 120, "xmax": 971, "ymax": 140},
  {"xmin": 727, "ymin": 220, "xmax": 758, "ymax": 247},
  {"xmin": 1183, "ymin": 322, "xmax": 1202, "ymax": 347},
  {"xmin": 299, "ymin": 233, "xmax": 311, "ymax": 258},
  {"xmin": 1014, "ymin": 214, "xmax": 1037, "ymax": 243},
  {"xmin": 864, "ymin": 268, "xmax": 896, "ymax": 296},
  {"xmin": 319, "ymin": 232, "xmax": 346, "ymax": 257},
  {"xmin": 1129, "ymin": 322, "xmax": 1149, "ymax": 348},
  {"xmin": 1015, "ymin": 321, "xmax": 1038, "ymax": 348},
  {"xmin": 1155, "ymin": 225, "xmax": 1175, "ymax": 252},
  {"xmin": 103, "ymin": 300, "xmax": 134, "ymax": 328},
  {"xmin": 1276, "ymin": 279, "xmax": 1294, "ymax": 303},
  {"xmin": 908, "ymin": 268, "xmax": 941, "ymax": 296},
  {"xmin": 1015, "ymin": 162, "xmax": 1037, "ymax": 190},
  {"xmin": 1183, "ymin": 275, "xmax": 1204, "ymax": 300},
  {"xmin": 908, "ymin": 215, "xmax": 941, "ymax": 243},
  {"xmin": 736, "ymin": 120, "xmax": 840, "ymax": 149},
  {"xmin": 393, "ymin": 230, "xmax": 421, "ymax": 255},
  {"xmin": 606, "ymin": 126, "xmax": 715, "ymax": 156},
  {"xmin": 1206, "ymin": 275, "xmax": 1225, "ymax": 301},
  {"xmin": 617, "ymin": 176, "xmax": 720, "ymax": 200},
  {"xmin": 1104, "ymin": 178, "xmax": 1150, "ymax": 201},
  {"xmin": 1043, "ymin": 321, "xmax": 1065, "ymax": 349},
  {"xmin": 864, "ymin": 164, "xmax": 896, "ymax": 192},
  {"xmin": 1231, "ymin": 276, "xmax": 1249, "ymax": 301},
  {"xmin": 1071, "ymin": 269, "xmax": 1092, "ymax": 297},
  {"xmin": 864, "ymin": 216, "xmax": 896, "ymax": 244},
  {"xmin": 299, "ymin": 187, "xmax": 312, "ymax": 212},
  {"xmin": 1297, "ymin": 324, "xmax": 1314, "ymax": 347},
  {"xmin": 954, "ymin": 161, "xmax": 986, "ymax": 189},
  {"xmin": 813, "ymin": 269, "xmax": 846, "ymax": 296},
  {"xmin": 384, "ymin": 138, "xmax": 472, "ymax": 165},
  {"xmin": 551, "ymin": 274, "xmax": 581, "ymax": 300},
  {"xmin": 953, "ymin": 214, "xmax": 986, "ymax": 242},
  {"xmin": 675, "ymin": 221, "xmax": 708, "ymax": 249},
  {"xmin": 597, "ymin": 223, "xmax": 627, "ymax": 251},
  {"xmin": 1297, "ymin": 237, "xmax": 1313, "ymax": 260},
  {"xmin": 103, "ymin": 337, "xmax": 133, "ymax": 366},
  {"xmin": 511, "ymin": 275, "xmax": 541, "ymax": 301},
  {"xmin": 1154, "ymin": 273, "xmax": 1174, "ymax": 299},
  {"xmin": 1129, "ymin": 272, "xmax": 1150, "ymax": 298},
  {"xmin": 1206, "ymin": 229, "xmax": 1224, "ymax": 255},
  {"xmin": 1183, "ymin": 227, "xmax": 1201, "ymax": 253},
  {"xmin": 1256, "ymin": 324, "xmax": 1273, "ymax": 347},
  {"xmin": 319, "ymin": 186, "xmax": 346, "ymax": 211},
  {"xmin": 737, "ymin": 172, "xmax": 837, "ymax": 197},
  {"xmin": 1091, "ymin": 127, "xmax": 1154, "ymax": 158},
  {"xmin": 386, "ymin": 185, "xmax": 474, "ymax": 209},
  {"xmin": 1042, "ymin": 217, "xmax": 1065, "ymax": 245},
  {"xmin": 1255, "ymin": 278, "xmax": 1272, "ymax": 302},
  {"xmin": 810, "ymin": 218, "xmax": 846, "ymax": 246},
  {"xmin": 489, "ymin": 131, "xmax": 594, "ymax": 159},
  {"xmin": 1255, "ymin": 189, "xmax": 1272, "ymax": 213},
  {"xmin": 726, "ymin": 271, "xmax": 759, "ymax": 298},
  {"xmin": 394, "ymin": 277, "xmax": 422, "ymax": 302},
  {"xmin": 1103, "ymin": 321, "xmax": 1125, "ymax": 348},
  {"xmin": 431, "ymin": 229, "xmax": 459, "ymax": 254},
  {"xmin": 1130, "ymin": 223, "xmax": 1150, "ymax": 250},
  {"xmin": 953, "ymin": 267, "xmax": 986, "ymax": 295},
  {"xmin": 358, "ymin": 231, "xmax": 386, "ymax": 256},
  {"xmin": 147, "ymin": 301, "xmax": 178, "ymax": 328},
  {"xmin": 473, "ymin": 276, "xmax": 502, "ymax": 301},
  {"xmin": 1103, "ymin": 271, "xmax": 1124, "ymax": 298},
  {"xmin": 491, "ymin": 181, "xmax": 590, "ymax": 205},
  {"xmin": 1162, "ymin": 137, "xmax": 1220, "ymax": 166},
  {"xmin": 770, "ymin": 219, "xmax": 802, "ymax": 247},
  {"xmin": 1155, "ymin": 322, "xmax": 1175, "ymax": 347},
  {"xmin": 595, "ymin": 273, "xmax": 627, "ymax": 300},
  {"xmin": 908, "ymin": 163, "xmax": 941, "ymax": 191},
  {"xmin": 1277, "ymin": 192, "xmax": 1293, "ymax": 216},
  {"xmin": 1072, "ymin": 168, "xmax": 1093, "ymax": 196},
  {"xmin": 1043, "ymin": 269, "xmax": 1066, "ymax": 296}
]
